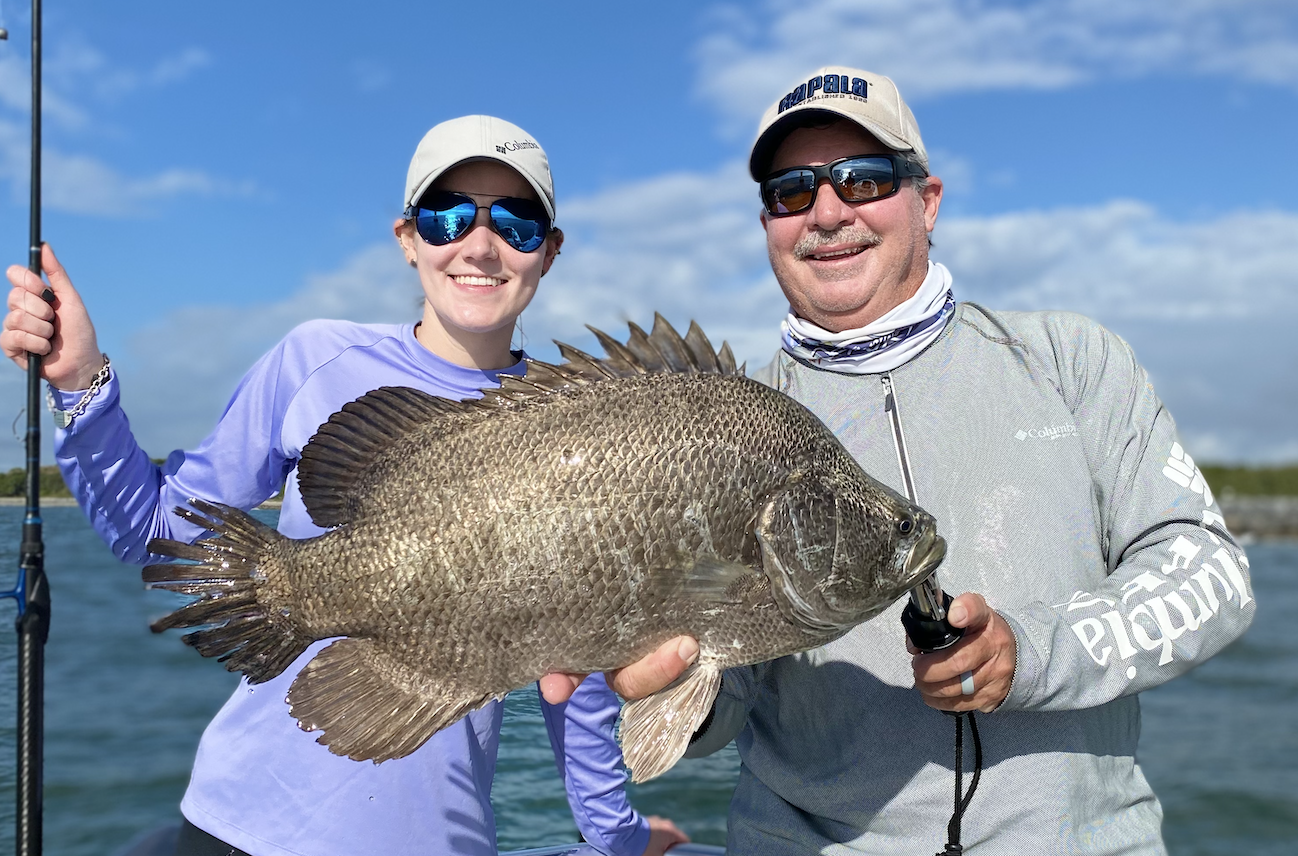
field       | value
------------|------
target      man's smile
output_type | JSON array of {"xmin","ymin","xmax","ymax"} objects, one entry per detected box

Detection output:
[{"xmin": 807, "ymin": 245, "xmax": 867, "ymax": 261}]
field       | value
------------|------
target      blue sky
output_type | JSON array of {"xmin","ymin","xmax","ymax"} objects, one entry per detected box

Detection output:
[{"xmin": 0, "ymin": 0, "xmax": 1295, "ymax": 470}]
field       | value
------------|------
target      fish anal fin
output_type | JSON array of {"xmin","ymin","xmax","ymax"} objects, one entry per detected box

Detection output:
[
  {"xmin": 287, "ymin": 638, "xmax": 500, "ymax": 763},
  {"xmin": 619, "ymin": 662, "xmax": 722, "ymax": 783}
]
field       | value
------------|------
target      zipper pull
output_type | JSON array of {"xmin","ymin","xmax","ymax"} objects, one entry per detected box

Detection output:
[{"xmin": 881, "ymin": 373, "xmax": 895, "ymax": 413}]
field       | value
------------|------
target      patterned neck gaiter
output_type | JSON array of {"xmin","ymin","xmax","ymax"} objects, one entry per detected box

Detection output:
[{"xmin": 781, "ymin": 261, "xmax": 955, "ymax": 374}]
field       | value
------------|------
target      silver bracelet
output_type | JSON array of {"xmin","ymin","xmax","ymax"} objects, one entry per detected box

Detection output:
[{"xmin": 47, "ymin": 354, "xmax": 111, "ymax": 428}]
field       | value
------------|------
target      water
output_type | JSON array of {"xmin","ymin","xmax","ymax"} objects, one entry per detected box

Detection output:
[{"xmin": 0, "ymin": 505, "xmax": 1291, "ymax": 854}]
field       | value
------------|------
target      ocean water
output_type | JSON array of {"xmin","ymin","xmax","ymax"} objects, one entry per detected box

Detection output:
[{"xmin": 0, "ymin": 505, "xmax": 1291, "ymax": 854}]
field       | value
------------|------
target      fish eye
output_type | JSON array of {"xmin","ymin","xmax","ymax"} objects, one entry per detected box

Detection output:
[{"xmin": 898, "ymin": 517, "xmax": 913, "ymax": 535}]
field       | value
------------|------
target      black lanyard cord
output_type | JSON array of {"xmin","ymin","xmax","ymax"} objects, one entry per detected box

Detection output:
[{"xmin": 937, "ymin": 710, "xmax": 983, "ymax": 855}]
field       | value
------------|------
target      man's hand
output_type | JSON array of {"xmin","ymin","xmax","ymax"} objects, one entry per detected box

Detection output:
[
  {"xmin": 908, "ymin": 592, "xmax": 1016, "ymax": 713},
  {"xmin": 537, "ymin": 636, "xmax": 699, "ymax": 705},
  {"xmin": 641, "ymin": 815, "xmax": 689, "ymax": 856},
  {"xmin": 2, "ymin": 244, "xmax": 103, "ymax": 390}
]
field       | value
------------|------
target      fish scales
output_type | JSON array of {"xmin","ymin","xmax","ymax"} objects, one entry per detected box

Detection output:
[
  {"xmin": 143, "ymin": 314, "xmax": 945, "ymax": 781},
  {"xmin": 296, "ymin": 375, "xmax": 812, "ymax": 674}
]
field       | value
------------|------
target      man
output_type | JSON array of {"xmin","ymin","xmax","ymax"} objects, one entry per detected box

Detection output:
[{"xmin": 547, "ymin": 66, "xmax": 1255, "ymax": 854}]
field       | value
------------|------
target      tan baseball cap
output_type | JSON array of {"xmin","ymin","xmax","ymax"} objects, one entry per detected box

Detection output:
[
  {"xmin": 404, "ymin": 115, "xmax": 556, "ymax": 221},
  {"xmin": 749, "ymin": 67, "xmax": 928, "ymax": 180}
]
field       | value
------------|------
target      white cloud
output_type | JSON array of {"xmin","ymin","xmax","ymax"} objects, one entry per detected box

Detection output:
[
  {"xmin": 939, "ymin": 201, "xmax": 1298, "ymax": 463},
  {"xmin": 0, "ymin": 117, "xmax": 258, "ymax": 215},
  {"xmin": 0, "ymin": 50, "xmax": 87, "ymax": 128},
  {"xmin": 148, "ymin": 48, "xmax": 211, "ymax": 88},
  {"xmin": 115, "ymin": 245, "xmax": 423, "ymax": 458},
  {"xmin": 4, "ymin": 166, "xmax": 1281, "ymax": 470},
  {"xmin": 0, "ymin": 39, "xmax": 235, "ymax": 216},
  {"xmin": 349, "ymin": 59, "xmax": 393, "ymax": 93},
  {"xmin": 942, "ymin": 200, "xmax": 1298, "ymax": 321},
  {"xmin": 697, "ymin": 0, "xmax": 1298, "ymax": 128},
  {"xmin": 45, "ymin": 38, "xmax": 211, "ymax": 103},
  {"xmin": 526, "ymin": 161, "xmax": 784, "ymax": 366}
]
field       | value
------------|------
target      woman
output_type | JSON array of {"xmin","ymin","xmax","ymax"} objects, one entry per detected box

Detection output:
[{"xmin": 2, "ymin": 116, "xmax": 687, "ymax": 856}]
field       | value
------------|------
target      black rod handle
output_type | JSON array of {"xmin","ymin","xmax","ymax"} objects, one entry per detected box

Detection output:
[{"xmin": 902, "ymin": 576, "xmax": 963, "ymax": 653}]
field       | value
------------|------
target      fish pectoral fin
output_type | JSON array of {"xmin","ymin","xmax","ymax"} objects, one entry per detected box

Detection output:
[
  {"xmin": 287, "ymin": 638, "xmax": 501, "ymax": 764},
  {"xmin": 683, "ymin": 556, "xmax": 758, "ymax": 603},
  {"xmin": 618, "ymin": 661, "xmax": 722, "ymax": 783}
]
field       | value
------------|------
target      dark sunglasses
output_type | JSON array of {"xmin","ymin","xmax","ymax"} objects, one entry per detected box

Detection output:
[
  {"xmin": 760, "ymin": 154, "xmax": 928, "ymax": 217},
  {"xmin": 404, "ymin": 191, "xmax": 551, "ymax": 253}
]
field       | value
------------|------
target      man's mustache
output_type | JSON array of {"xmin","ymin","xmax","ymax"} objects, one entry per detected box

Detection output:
[{"xmin": 793, "ymin": 226, "xmax": 883, "ymax": 260}]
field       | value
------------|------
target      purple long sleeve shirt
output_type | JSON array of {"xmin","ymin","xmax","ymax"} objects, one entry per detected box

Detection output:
[{"xmin": 52, "ymin": 320, "xmax": 649, "ymax": 856}]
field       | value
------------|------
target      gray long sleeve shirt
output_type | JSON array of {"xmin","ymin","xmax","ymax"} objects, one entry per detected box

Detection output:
[{"xmin": 686, "ymin": 303, "xmax": 1254, "ymax": 855}]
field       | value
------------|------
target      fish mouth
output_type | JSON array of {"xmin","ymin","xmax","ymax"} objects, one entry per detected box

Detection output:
[{"xmin": 904, "ymin": 526, "xmax": 947, "ymax": 589}]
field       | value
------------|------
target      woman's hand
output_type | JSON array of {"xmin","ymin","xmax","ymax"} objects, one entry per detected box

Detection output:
[
  {"xmin": 641, "ymin": 815, "xmax": 689, "ymax": 856},
  {"xmin": 3, "ymin": 243, "xmax": 103, "ymax": 390}
]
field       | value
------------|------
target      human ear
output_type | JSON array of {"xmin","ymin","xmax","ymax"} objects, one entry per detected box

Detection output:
[
  {"xmin": 920, "ymin": 176, "xmax": 943, "ymax": 232},
  {"xmin": 541, "ymin": 228, "xmax": 565, "ymax": 276},
  {"xmin": 394, "ymin": 218, "xmax": 419, "ymax": 267}
]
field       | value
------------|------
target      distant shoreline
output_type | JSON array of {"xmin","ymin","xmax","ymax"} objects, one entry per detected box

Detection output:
[
  {"xmin": 1219, "ymin": 495, "xmax": 1298, "ymax": 540},
  {"xmin": 0, "ymin": 497, "xmax": 284, "ymax": 509},
  {"xmin": 0, "ymin": 496, "xmax": 1291, "ymax": 537}
]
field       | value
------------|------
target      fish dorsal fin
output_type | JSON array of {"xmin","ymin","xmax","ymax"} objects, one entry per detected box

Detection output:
[
  {"xmin": 468, "ymin": 316, "xmax": 745, "ymax": 411},
  {"xmin": 624, "ymin": 321, "xmax": 668, "ymax": 372},
  {"xmin": 649, "ymin": 313, "xmax": 699, "ymax": 373},
  {"xmin": 590, "ymin": 326, "xmax": 647, "ymax": 376},
  {"xmin": 556, "ymin": 342, "xmax": 621, "ymax": 379},
  {"xmin": 684, "ymin": 320, "xmax": 719, "ymax": 373},
  {"xmin": 583, "ymin": 316, "xmax": 742, "ymax": 380},
  {"xmin": 297, "ymin": 386, "xmax": 471, "ymax": 528},
  {"xmin": 720, "ymin": 343, "xmax": 740, "ymax": 376},
  {"xmin": 298, "ymin": 318, "xmax": 745, "ymax": 528}
]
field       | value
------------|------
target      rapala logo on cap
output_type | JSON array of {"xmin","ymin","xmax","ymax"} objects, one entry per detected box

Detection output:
[
  {"xmin": 778, "ymin": 75, "xmax": 869, "ymax": 114},
  {"xmin": 495, "ymin": 139, "xmax": 540, "ymax": 155}
]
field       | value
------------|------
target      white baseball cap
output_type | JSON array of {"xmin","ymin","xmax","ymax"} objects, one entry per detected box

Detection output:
[
  {"xmin": 404, "ymin": 115, "xmax": 556, "ymax": 221},
  {"xmin": 749, "ymin": 67, "xmax": 928, "ymax": 179}
]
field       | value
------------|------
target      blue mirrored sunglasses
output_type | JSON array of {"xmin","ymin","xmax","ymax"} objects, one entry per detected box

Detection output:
[{"xmin": 405, "ymin": 191, "xmax": 551, "ymax": 253}]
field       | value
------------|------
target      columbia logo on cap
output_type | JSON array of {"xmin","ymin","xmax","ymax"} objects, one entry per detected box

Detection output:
[{"xmin": 495, "ymin": 139, "xmax": 541, "ymax": 155}]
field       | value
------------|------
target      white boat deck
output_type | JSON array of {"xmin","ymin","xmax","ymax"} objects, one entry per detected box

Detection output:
[
  {"xmin": 504, "ymin": 845, "xmax": 724, "ymax": 856},
  {"xmin": 113, "ymin": 823, "xmax": 727, "ymax": 856}
]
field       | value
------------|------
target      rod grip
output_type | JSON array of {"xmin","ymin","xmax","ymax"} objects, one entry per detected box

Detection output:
[{"xmin": 902, "ymin": 590, "xmax": 963, "ymax": 653}]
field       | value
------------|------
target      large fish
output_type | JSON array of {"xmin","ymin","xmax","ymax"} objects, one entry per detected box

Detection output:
[{"xmin": 144, "ymin": 315, "xmax": 945, "ymax": 781}]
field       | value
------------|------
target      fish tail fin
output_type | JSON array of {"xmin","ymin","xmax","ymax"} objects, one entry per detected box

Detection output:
[
  {"xmin": 619, "ymin": 660, "xmax": 722, "ymax": 783},
  {"xmin": 143, "ymin": 499, "xmax": 313, "ymax": 684}
]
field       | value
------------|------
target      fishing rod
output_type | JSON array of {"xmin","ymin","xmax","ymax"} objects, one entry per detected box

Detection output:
[{"xmin": 0, "ymin": 1, "xmax": 52, "ymax": 854}]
